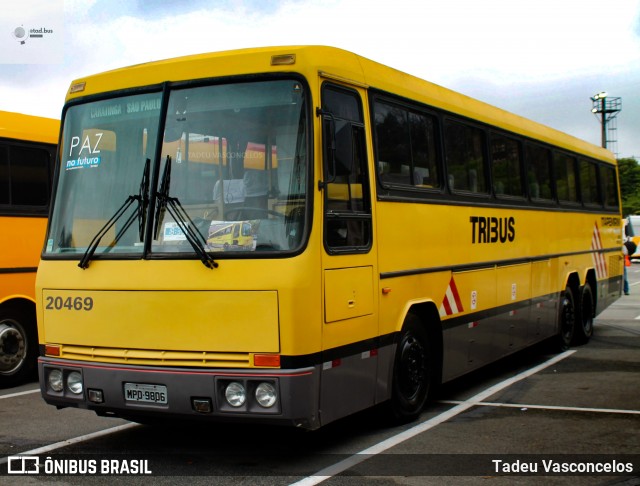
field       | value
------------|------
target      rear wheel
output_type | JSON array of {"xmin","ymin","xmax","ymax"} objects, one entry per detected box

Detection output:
[
  {"xmin": 389, "ymin": 314, "xmax": 431, "ymax": 422},
  {"xmin": 555, "ymin": 286, "xmax": 576, "ymax": 351},
  {"xmin": 0, "ymin": 306, "xmax": 37, "ymax": 388},
  {"xmin": 574, "ymin": 283, "xmax": 594, "ymax": 344}
]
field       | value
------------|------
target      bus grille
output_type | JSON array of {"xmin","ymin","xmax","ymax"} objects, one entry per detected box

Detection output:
[{"xmin": 58, "ymin": 345, "xmax": 252, "ymax": 368}]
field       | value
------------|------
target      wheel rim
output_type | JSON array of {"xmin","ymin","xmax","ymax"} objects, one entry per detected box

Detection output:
[
  {"xmin": 397, "ymin": 332, "xmax": 427, "ymax": 401},
  {"xmin": 0, "ymin": 321, "xmax": 27, "ymax": 375}
]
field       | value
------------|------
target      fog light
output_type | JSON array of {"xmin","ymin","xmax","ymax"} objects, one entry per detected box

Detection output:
[
  {"xmin": 48, "ymin": 369, "xmax": 63, "ymax": 392},
  {"xmin": 255, "ymin": 382, "xmax": 277, "ymax": 408},
  {"xmin": 67, "ymin": 371, "xmax": 83, "ymax": 395},
  {"xmin": 88, "ymin": 389, "xmax": 104, "ymax": 403},
  {"xmin": 225, "ymin": 382, "xmax": 246, "ymax": 407}
]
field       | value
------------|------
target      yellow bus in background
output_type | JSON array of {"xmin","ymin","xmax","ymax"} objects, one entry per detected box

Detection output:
[
  {"xmin": 37, "ymin": 47, "xmax": 622, "ymax": 428},
  {"xmin": 0, "ymin": 110, "xmax": 58, "ymax": 387}
]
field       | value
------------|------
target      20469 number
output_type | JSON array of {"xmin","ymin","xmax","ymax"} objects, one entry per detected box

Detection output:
[{"xmin": 45, "ymin": 296, "xmax": 94, "ymax": 311}]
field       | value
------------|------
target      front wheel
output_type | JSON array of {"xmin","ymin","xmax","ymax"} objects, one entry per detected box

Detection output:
[
  {"xmin": 0, "ymin": 306, "xmax": 37, "ymax": 388},
  {"xmin": 389, "ymin": 314, "xmax": 431, "ymax": 422}
]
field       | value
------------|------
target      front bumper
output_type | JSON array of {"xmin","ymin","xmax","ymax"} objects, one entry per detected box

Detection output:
[{"xmin": 38, "ymin": 357, "xmax": 321, "ymax": 430}]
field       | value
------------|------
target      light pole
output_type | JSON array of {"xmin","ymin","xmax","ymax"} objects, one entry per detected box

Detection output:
[{"xmin": 591, "ymin": 92, "xmax": 621, "ymax": 150}]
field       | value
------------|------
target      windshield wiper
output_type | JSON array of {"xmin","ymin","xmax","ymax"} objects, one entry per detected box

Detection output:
[
  {"xmin": 78, "ymin": 159, "xmax": 150, "ymax": 269},
  {"xmin": 154, "ymin": 156, "xmax": 218, "ymax": 269}
]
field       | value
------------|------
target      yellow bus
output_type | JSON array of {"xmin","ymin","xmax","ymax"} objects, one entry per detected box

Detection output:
[
  {"xmin": 206, "ymin": 221, "xmax": 254, "ymax": 251},
  {"xmin": 0, "ymin": 110, "xmax": 58, "ymax": 387},
  {"xmin": 37, "ymin": 46, "xmax": 622, "ymax": 428}
]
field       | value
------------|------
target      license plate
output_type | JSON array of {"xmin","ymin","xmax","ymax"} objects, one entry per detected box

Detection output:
[{"xmin": 124, "ymin": 383, "xmax": 168, "ymax": 404}]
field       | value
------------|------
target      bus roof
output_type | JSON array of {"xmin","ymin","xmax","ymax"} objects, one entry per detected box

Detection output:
[
  {"xmin": 65, "ymin": 45, "xmax": 614, "ymax": 163},
  {"xmin": 0, "ymin": 110, "xmax": 59, "ymax": 145}
]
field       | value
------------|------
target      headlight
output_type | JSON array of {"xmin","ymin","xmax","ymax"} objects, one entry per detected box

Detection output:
[
  {"xmin": 225, "ymin": 382, "xmax": 246, "ymax": 407},
  {"xmin": 48, "ymin": 369, "xmax": 63, "ymax": 392},
  {"xmin": 66, "ymin": 371, "xmax": 83, "ymax": 395},
  {"xmin": 255, "ymin": 382, "xmax": 277, "ymax": 408}
]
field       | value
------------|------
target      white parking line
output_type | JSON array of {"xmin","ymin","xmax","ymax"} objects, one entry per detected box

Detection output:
[
  {"xmin": 0, "ymin": 423, "xmax": 139, "ymax": 465},
  {"xmin": 439, "ymin": 400, "xmax": 640, "ymax": 415},
  {"xmin": 0, "ymin": 388, "xmax": 40, "ymax": 400},
  {"xmin": 289, "ymin": 350, "xmax": 576, "ymax": 486}
]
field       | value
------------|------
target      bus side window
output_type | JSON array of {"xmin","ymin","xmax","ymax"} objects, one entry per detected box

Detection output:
[
  {"xmin": 602, "ymin": 165, "xmax": 619, "ymax": 209},
  {"xmin": 579, "ymin": 158, "xmax": 602, "ymax": 207},
  {"xmin": 554, "ymin": 152, "xmax": 579, "ymax": 204},
  {"xmin": 525, "ymin": 144, "xmax": 553, "ymax": 201},
  {"xmin": 444, "ymin": 120, "xmax": 488, "ymax": 195},
  {"xmin": 490, "ymin": 133, "xmax": 523, "ymax": 198},
  {"xmin": 373, "ymin": 99, "xmax": 439, "ymax": 189},
  {"xmin": 2, "ymin": 144, "xmax": 51, "ymax": 207}
]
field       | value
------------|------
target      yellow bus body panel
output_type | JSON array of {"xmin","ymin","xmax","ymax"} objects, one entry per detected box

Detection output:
[
  {"xmin": 324, "ymin": 266, "xmax": 374, "ymax": 323},
  {"xmin": 0, "ymin": 110, "xmax": 59, "ymax": 144},
  {"xmin": 376, "ymin": 203, "xmax": 621, "ymax": 335},
  {"xmin": 0, "ymin": 217, "xmax": 48, "ymax": 305},
  {"xmin": 37, "ymin": 250, "xmax": 324, "ymax": 365},
  {"xmin": 42, "ymin": 289, "xmax": 279, "ymax": 353},
  {"xmin": 0, "ymin": 217, "xmax": 48, "ymax": 273}
]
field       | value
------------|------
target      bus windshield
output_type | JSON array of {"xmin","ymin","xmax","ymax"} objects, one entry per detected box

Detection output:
[{"xmin": 45, "ymin": 79, "xmax": 308, "ymax": 260}]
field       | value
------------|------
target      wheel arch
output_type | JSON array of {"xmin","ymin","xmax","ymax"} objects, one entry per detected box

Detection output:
[
  {"xmin": 564, "ymin": 272, "xmax": 581, "ymax": 298},
  {"xmin": 0, "ymin": 296, "xmax": 36, "ymax": 317}
]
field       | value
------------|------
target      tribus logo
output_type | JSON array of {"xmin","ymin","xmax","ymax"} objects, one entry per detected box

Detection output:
[{"xmin": 469, "ymin": 216, "xmax": 516, "ymax": 244}]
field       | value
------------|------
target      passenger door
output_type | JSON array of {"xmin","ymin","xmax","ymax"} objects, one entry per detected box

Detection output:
[{"xmin": 317, "ymin": 81, "xmax": 378, "ymax": 424}]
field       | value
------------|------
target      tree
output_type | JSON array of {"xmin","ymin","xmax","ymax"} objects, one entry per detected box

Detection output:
[{"xmin": 617, "ymin": 157, "xmax": 640, "ymax": 216}]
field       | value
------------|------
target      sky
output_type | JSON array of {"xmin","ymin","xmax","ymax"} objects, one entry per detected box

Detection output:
[{"xmin": 1, "ymin": 0, "xmax": 640, "ymax": 158}]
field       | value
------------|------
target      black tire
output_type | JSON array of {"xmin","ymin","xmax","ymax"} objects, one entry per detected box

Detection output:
[
  {"xmin": 554, "ymin": 286, "xmax": 576, "ymax": 352},
  {"xmin": 0, "ymin": 306, "xmax": 38, "ymax": 388},
  {"xmin": 389, "ymin": 314, "xmax": 431, "ymax": 423},
  {"xmin": 573, "ymin": 283, "xmax": 594, "ymax": 344}
]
